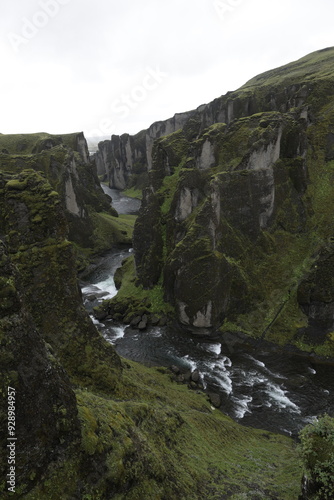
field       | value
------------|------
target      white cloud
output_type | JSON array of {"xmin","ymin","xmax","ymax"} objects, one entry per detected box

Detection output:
[{"xmin": 0, "ymin": 0, "xmax": 333, "ymax": 137}]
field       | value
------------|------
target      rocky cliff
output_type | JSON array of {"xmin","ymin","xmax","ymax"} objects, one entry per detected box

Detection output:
[
  {"xmin": 0, "ymin": 170, "xmax": 122, "ymax": 390},
  {"xmin": 106, "ymin": 47, "xmax": 334, "ymax": 358},
  {"xmin": 95, "ymin": 112, "xmax": 198, "ymax": 190}
]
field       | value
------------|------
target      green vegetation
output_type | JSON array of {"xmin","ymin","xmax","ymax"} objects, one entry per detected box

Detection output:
[
  {"xmin": 299, "ymin": 414, "xmax": 334, "ymax": 499},
  {"xmin": 242, "ymin": 47, "xmax": 334, "ymax": 90},
  {"xmin": 95, "ymin": 254, "xmax": 174, "ymax": 323},
  {"xmin": 121, "ymin": 186, "xmax": 143, "ymax": 199},
  {"xmin": 90, "ymin": 212, "xmax": 136, "ymax": 255},
  {"xmin": 0, "ymin": 170, "xmax": 122, "ymax": 394},
  {"xmin": 25, "ymin": 360, "xmax": 302, "ymax": 499},
  {"xmin": 159, "ymin": 163, "xmax": 183, "ymax": 215},
  {"xmin": 0, "ymin": 131, "xmax": 82, "ymax": 155}
]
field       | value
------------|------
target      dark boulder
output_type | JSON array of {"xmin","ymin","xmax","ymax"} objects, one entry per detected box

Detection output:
[
  {"xmin": 191, "ymin": 370, "xmax": 200, "ymax": 383},
  {"xmin": 138, "ymin": 315, "xmax": 148, "ymax": 330},
  {"xmin": 208, "ymin": 392, "xmax": 222, "ymax": 408},
  {"xmin": 171, "ymin": 365, "xmax": 181, "ymax": 375},
  {"xmin": 131, "ymin": 315, "xmax": 142, "ymax": 327}
]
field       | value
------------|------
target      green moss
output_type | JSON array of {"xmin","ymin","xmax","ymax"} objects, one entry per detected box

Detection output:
[
  {"xmin": 0, "ymin": 277, "xmax": 16, "ymax": 297},
  {"xmin": 0, "ymin": 131, "xmax": 82, "ymax": 155},
  {"xmin": 100, "ymin": 255, "xmax": 174, "ymax": 321},
  {"xmin": 121, "ymin": 187, "xmax": 143, "ymax": 200},
  {"xmin": 79, "ymin": 405, "xmax": 99, "ymax": 455},
  {"xmin": 0, "ymin": 170, "xmax": 123, "ymax": 393},
  {"xmin": 90, "ymin": 212, "xmax": 136, "ymax": 255},
  {"xmin": 158, "ymin": 128, "xmax": 189, "ymax": 160},
  {"xmin": 299, "ymin": 414, "xmax": 334, "ymax": 499},
  {"xmin": 149, "ymin": 129, "xmax": 190, "ymax": 193},
  {"xmin": 6, "ymin": 178, "xmax": 28, "ymax": 190},
  {"xmin": 242, "ymin": 47, "xmax": 334, "ymax": 91},
  {"xmin": 160, "ymin": 166, "xmax": 183, "ymax": 215}
]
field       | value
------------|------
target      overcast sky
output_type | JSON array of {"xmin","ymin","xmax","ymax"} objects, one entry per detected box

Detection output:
[{"xmin": 1, "ymin": 0, "xmax": 333, "ymax": 140}]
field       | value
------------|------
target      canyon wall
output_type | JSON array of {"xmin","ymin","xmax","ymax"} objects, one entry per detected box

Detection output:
[{"xmin": 125, "ymin": 48, "xmax": 334, "ymax": 355}]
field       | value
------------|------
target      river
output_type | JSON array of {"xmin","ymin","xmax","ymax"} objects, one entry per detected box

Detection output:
[
  {"xmin": 81, "ymin": 187, "xmax": 334, "ymax": 438},
  {"xmin": 101, "ymin": 184, "xmax": 141, "ymax": 215}
]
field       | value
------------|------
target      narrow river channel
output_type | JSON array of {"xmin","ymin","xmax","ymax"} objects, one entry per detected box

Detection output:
[{"xmin": 80, "ymin": 187, "xmax": 334, "ymax": 438}]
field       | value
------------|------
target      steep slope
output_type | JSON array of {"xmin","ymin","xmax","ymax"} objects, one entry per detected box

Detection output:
[
  {"xmin": 0, "ymin": 169, "xmax": 125, "ymax": 496},
  {"xmin": 103, "ymin": 47, "xmax": 334, "ymax": 358}
]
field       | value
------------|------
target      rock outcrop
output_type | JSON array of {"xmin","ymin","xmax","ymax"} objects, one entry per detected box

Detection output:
[{"xmin": 95, "ymin": 112, "xmax": 198, "ymax": 189}]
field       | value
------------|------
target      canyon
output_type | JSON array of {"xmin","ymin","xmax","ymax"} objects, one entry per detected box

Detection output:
[{"xmin": 1, "ymin": 47, "xmax": 334, "ymax": 498}]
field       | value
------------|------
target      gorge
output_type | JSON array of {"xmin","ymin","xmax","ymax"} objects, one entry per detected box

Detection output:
[
  {"xmin": 1, "ymin": 47, "xmax": 334, "ymax": 498},
  {"xmin": 81, "ymin": 205, "xmax": 334, "ymax": 439}
]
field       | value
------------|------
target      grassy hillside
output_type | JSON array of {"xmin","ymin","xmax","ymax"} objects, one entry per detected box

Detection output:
[
  {"xmin": 0, "ymin": 131, "xmax": 81, "ymax": 154},
  {"xmin": 23, "ymin": 360, "xmax": 302, "ymax": 500},
  {"xmin": 242, "ymin": 46, "xmax": 334, "ymax": 89}
]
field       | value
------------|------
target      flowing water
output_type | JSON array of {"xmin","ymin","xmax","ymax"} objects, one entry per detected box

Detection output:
[
  {"xmin": 81, "ymin": 189, "xmax": 334, "ymax": 438},
  {"xmin": 102, "ymin": 184, "xmax": 141, "ymax": 215}
]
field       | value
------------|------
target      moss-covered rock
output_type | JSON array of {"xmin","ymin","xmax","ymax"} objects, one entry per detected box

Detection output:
[
  {"xmin": 94, "ymin": 255, "xmax": 174, "ymax": 326},
  {"xmin": 299, "ymin": 414, "xmax": 334, "ymax": 499},
  {"xmin": 0, "ymin": 241, "xmax": 80, "ymax": 497},
  {"xmin": 0, "ymin": 170, "xmax": 122, "ymax": 392}
]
